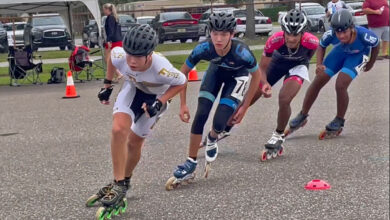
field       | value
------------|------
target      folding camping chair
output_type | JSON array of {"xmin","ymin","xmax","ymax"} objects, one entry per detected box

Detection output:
[
  {"xmin": 8, "ymin": 46, "xmax": 43, "ymax": 86},
  {"xmin": 69, "ymin": 45, "xmax": 103, "ymax": 82}
]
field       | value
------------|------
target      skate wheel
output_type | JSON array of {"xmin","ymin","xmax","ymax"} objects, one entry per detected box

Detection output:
[
  {"xmin": 302, "ymin": 119, "xmax": 308, "ymax": 127},
  {"xmin": 113, "ymin": 207, "xmax": 121, "ymax": 216},
  {"xmin": 336, "ymin": 128, "xmax": 343, "ymax": 136},
  {"xmin": 106, "ymin": 209, "xmax": 114, "ymax": 219},
  {"xmin": 165, "ymin": 176, "xmax": 177, "ymax": 191},
  {"xmin": 319, "ymin": 130, "xmax": 326, "ymax": 140},
  {"xmin": 120, "ymin": 198, "xmax": 128, "ymax": 214},
  {"xmin": 260, "ymin": 150, "xmax": 268, "ymax": 162},
  {"xmin": 86, "ymin": 194, "xmax": 99, "ymax": 207},
  {"xmin": 266, "ymin": 151, "xmax": 272, "ymax": 160},
  {"xmin": 277, "ymin": 146, "xmax": 284, "ymax": 156},
  {"xmin": 96, "ymin": 207, "xmax": 107, "ymax": 220},
  {"xmin": 204, "ymin": 163, "xmax": 211, "ymax": 178},
  {"xmin": 284, "ymin": 129, "xmax": 291, "ymax": 137},
  {"xmin": 272, "ymin": 150, "xmax": 278, "ymax": 158}
]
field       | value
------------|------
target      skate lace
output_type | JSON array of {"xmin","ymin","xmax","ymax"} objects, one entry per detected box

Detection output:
[
  {"xmin": 177, "ymin": 161, "xmax": 193, "ymax": 172},
  {"xmin": 330, "ymin": 119, "xmax": 341, "ymax": 128},
  {"xmin": 268, "ymin": 133, "xmax": 284, "ymax": 144}
]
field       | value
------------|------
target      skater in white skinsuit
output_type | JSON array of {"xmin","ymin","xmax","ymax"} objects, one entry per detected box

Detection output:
[{"xmin": 87, "ymin": 24, "xmax": 187, "ymax": 219}]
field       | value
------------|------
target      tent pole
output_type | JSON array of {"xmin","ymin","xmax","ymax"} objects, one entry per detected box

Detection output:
[{"xmin": 67, "ymin": 2, "xmax": 75, "ymax": 48}]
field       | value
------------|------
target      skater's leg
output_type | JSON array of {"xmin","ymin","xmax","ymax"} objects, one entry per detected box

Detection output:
[
  {"xmin": 209, "ymin": 103, "xmax": 236, "ymax": 139},
  {"xmin": 189, "ymin": 97, "xmax": 214, "ymax": 158},
  {"xmin": 124, "ymin": 130, "xmax": 145, "ymax": 178},
  {"xmin": 277, "ymin": 77, "xmax": 302, "ymax": 132},
  {"xmin": 301, "ymin": 46, "xmax": 345, "ymax": 115},
  {"xmin": 335, "ymin": 72, "xmax": 353, "ymax": 119},
  {"xmin": 111, "ymin": 113, "xmax": 132, "ymax": 181},
  {"xmin": 301, "ymin": 69, "xmax": 331, "ymax": 115}
]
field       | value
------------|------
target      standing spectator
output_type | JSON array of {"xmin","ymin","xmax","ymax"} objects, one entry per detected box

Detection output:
[
  {"xmin": 326, "ymin": 0, "xmax": 347, "ymax": 19},
  {"xmin": 103, "ymin": 3, "xmax": 122, "ymax": 50},
  {"xmin": 363, "ymin": 0, "xmax": 389, "ymax": 59},
  {"xmin": 103, "ymin": 3, "xmax": 123, "ymax": 80}
]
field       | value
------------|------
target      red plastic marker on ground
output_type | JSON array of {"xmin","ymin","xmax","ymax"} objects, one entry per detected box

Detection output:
[{"xmin": 304, "ymin": 179, "xmax": 331, "ymax": 190}]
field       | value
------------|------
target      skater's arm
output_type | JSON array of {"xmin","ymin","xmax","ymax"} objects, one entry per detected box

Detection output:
[
  {"xmin": 315, "ymin": 46, "xmax": 327, "ymax": 75},
  {"xmin": 179, "ymin": 64, "xmax": 192, "ymax": 106},
  {"xmin": 259, "ymin": 55, "xmax": 271, "ymax": 82},
  {"xmin": 104, "ymin": 55, "xmax": 116, "ymax": 88},
  {"xmin": 242, "ymin": 68, "xmax": 262, "ymax": 108},
  {"xmin": 364, "ymin": 45, "xmax": 380, "ymax": 72},
  {"xmin": 159, "ymin": 83, "xmax": 186, "ymax": 104}
]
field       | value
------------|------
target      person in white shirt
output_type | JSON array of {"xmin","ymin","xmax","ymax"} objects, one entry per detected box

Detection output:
[
  {"xmin": 86, "ymin": 24, "xmax": 187, "ymax": 218},
  {"xmin": 327, "ymin": 0, "xmax": 347, "ymax": 18}
]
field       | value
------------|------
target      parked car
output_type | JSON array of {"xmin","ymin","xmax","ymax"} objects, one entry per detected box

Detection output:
[
  {"xmin": 0, "ymin": 22, "xmax": 8, "ymax": 53},
  {"xmin": 278, "ymin": 3, "xmax": 327, "ymax": 32},
  {"xmin": 346, "ymin": 2, "xmax": 368, "ymax": 27},
  {"xmin": 152, "ymin": 12, "xmax": 200, "ymax": 43},
  {"xmin": 83, "ymin": 14, "xmax": 137, "ymax": 48},
  {"xmin": 136, "ymin": 16, "xmax": 154, "ymax": 25},
  {"xmin": 5, "ymin": 22, "xmax": 26, "ymax": 47},
  {"xmin": 301, "ymin": 5, "xmax": 327, "ymax": 32},
  {"xmin": 82, "ymin": 19, "xmax": 98, "ymax": 48},
  {"xmin": 23, "ymin": 14, "xmax": 73, "ymax": 51},
  {"xmin": 199, "ymin": 7, "xmax": 272, "ymax": 38},
  {"xmin": 234, "ymin": 9, "xmax": 272, "ymax": 37}
]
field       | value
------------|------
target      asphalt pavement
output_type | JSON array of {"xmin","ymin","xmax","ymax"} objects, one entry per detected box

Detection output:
[{"xmin": 0, "ymin": 60, "xmax": 388, "ymax": 219}]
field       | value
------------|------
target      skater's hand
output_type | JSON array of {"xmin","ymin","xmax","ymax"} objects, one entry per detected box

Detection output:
[
  {"xmin": 179, "ymin": 105, "xmax": 190, "ymax": 123},
  {"xmin": 98, "ymin": 86, "xmax": 113, "ymax": 105},
  {"xmin": 364, "ymin": 61, "xmax": 374, "ymax": 72},
  {"xmin": 316, "ymin": 64, "xmax": 326, "ymax": 75},
  {"xmin": 142, "ymin": 99, "xmax": 163, "ymax": 118},
  {"xmin": 261, "ymin": 83, "xmax": 272, "ymax": 98},
  {"xmin": 232, "ymin": 105, "xmax": 248, "ymax": 125}
]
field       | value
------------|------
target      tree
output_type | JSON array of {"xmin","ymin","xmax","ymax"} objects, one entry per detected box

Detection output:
[
  {"xmin": 245, "ymin": 0, "xmax": 255, "ymax": 39},
  {"xmin": 224, "ymin": 0, "xmax": 245, "ymax": 6}
]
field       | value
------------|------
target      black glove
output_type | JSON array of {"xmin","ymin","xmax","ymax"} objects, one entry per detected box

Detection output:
[
  {"xmin": 144, "ymin": 99, "xmax": 163, "ymax": 118},
  {"xmin": 98, "ymin": 86, "xmax": 113, "ymax": 102}
]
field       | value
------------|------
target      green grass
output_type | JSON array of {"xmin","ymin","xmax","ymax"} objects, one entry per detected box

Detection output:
[
  {"xmin": 0, "ymin": 62, "xmax": 105, "ymax": 86},
  {"xmin": 0, "ymin": 46, "xmax": 327, "ymax": 86},
  {"xmin": 0, "ymin": 48, "xmax": 103, "ymax": 63},
  {"xmin": 0, "ymin": 38, "xmax": 273, "ymax": 62}
]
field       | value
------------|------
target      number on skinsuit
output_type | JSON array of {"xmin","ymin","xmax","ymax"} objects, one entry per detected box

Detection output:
[
  {"xmin": 231, "ymin": 76, "xmax": 249, "ymax": 101},
  {"xmin": 355, "ymin": 55, "xmax": 369, "ymax": 74}
]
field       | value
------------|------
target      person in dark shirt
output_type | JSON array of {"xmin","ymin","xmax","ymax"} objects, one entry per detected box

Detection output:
[
  {"xmin": 103, "ymin": 3, "xmax": 122, "ymax": 50},
  {"xmin": 103, "ymin": 3, "xmax": 123, "ymax": 79}
]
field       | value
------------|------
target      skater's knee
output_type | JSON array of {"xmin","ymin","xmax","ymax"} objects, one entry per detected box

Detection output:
[
  {"xmin": 335, "ymin": 79, "xmax": 349, "ymax": 92},
  {"xmin": 191, "ymin": 98, "xmax": 213, "ymax": 134},
  {"xmin": 213, "ymin": 103, "xmax": 235, "ymax": 133},
  {"xmin": 112, "ymin": 123, "xmax": 129, "ymax": 138},
  {"xmin": 279, "ymin": 93, "xmax": 293, "ymax": 107}
]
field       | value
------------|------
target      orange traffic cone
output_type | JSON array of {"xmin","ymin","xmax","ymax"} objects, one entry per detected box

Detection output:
[
  {"xmin": 63, "ymin": 71, "xmax": 80, "ymax": 99},
  {"xmin": 188, "ymin": 67, "xmax": 200, "ymax": 81}
]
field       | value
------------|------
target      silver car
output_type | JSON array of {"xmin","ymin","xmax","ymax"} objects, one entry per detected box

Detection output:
[
  {"xmin": 5, "ymin": 22, "xmax": 26, "ymax": 47},
  {"xmin": 346, "ymin": 2, "xmax": 368, "ymax": 27}
]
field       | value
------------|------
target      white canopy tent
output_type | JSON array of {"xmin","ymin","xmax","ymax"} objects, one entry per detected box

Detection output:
[{"xmin": 0, "ymin": 0, "xmax": 102, "ymax": 44}]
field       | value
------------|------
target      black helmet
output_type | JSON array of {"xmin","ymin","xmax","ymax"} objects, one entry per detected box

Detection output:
[
  {"xmin": 123, "ymin": 24, "xmax": 157, "ymax": 56},
  {"xmin": 208, "ymin": 12, "xmax": 236, "ymax": 32},
  {"xmin": 281, "ymin": 9, "xmax": 307, "ymax": 35},
  {"xmin": 331, "ymin": 9, "xmax": 354, "ymax": 32}
]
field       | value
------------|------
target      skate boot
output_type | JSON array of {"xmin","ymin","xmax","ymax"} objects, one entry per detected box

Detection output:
[
  {"xmin": 86, "ymin": 182, "xmax": 114, "ymax": 207},
  {"xmin": 86, "ymin": 178, "xmax": 131, "ymax": 207},
  {"xmin": 285, "ymin": 112, "xmax": 308, "ymax": 137},
  {"xmin": 319, "ymin": 117, "xmax": 345, "ymax": 140},
  {"xmin": 199, "ymin": 127, "xmax": 232, "ymax": 148},
  {"xmin": 95, "ymin": 180, "xmax": 128, "ymax": 220},
  {"xmin": 260, "ymin": 131, "xmax": 285, "ymax": 162},
  {"xmin": 165, "ymin": 158, "xmax": 197, "ymax": 191},
  {"xmin": 204, "ymin": 135, "xmax": 218, "ymax": 178}
]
